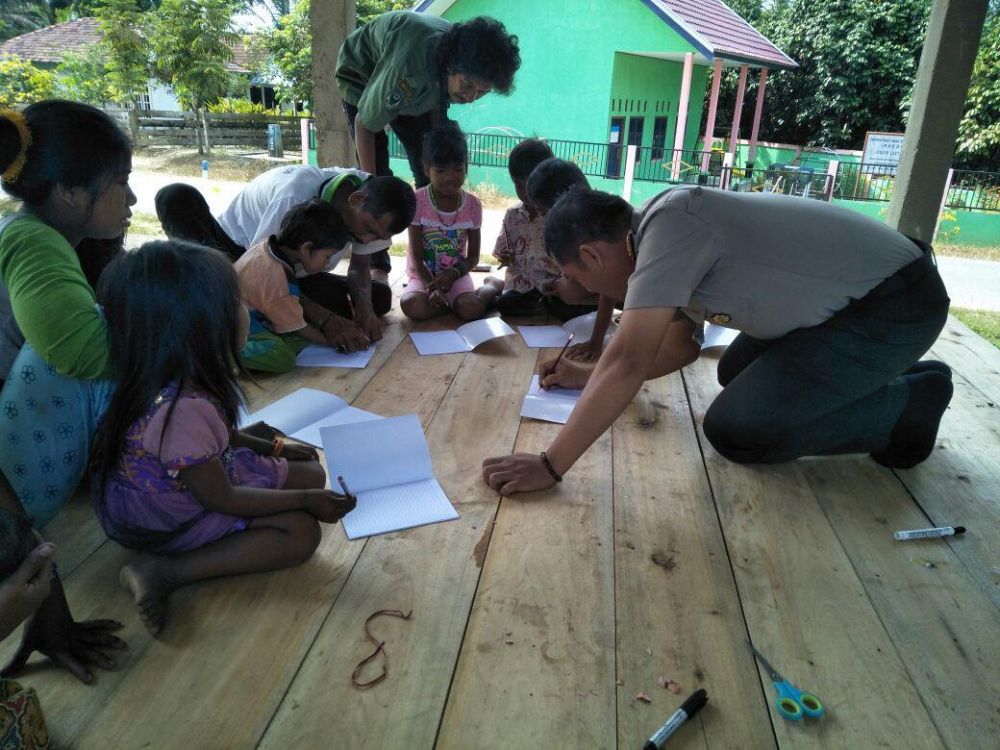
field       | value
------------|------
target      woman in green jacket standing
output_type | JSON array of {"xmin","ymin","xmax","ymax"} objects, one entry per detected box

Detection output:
[{"xmin": 336, "ymin": 10, "xmax": 520, "ymax": 275}]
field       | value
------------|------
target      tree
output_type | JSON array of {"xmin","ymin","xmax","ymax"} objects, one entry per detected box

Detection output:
[
  {"xmin": 255, "ymin": 0, "xmax": 311, "ymax": 108},
  {"xmin": 0, "ymin": 0, "xmax": 53, "ymax": 43},
  {"xmin": 0, "ymin": 54, "xmax": 56, "ymax": 108},
  {"xmin": 709, "ymin": 0, "xmax": 930, "ymax": 150},
  {"xmin": 356, "ymin": 0, "xmax": 410, "ymax": 26},
  {"xmin": 254, "ymin": 0, "xmax": 409, "ymax": 114},
  {"xmin": 955, "ymin": 13, "xmax": 1000, "ymax": 170},
  {"xmin": 55, "ymin": 44, "xmax": 118, "ymax": 105},
  {"xmin": 95, "ymin": 0, "xmax": 151, "ymax": 107},
  {"xmin": 148, "ymin": 0, "xmax": 239, "ymax": 153}
]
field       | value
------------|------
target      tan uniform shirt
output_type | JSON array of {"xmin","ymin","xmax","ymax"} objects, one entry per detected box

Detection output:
[{"xmin": 624, "ymin": 187, "xmax": 922, "ymax": 339}]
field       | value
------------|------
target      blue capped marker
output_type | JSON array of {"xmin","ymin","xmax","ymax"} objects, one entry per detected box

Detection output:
[{"xmin": 642, "ymin": 688, "xmax": 708, "ymax": 750}]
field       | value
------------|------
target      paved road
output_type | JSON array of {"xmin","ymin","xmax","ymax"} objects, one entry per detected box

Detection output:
[{"xmin": 129, "ymin": 170, "xmax": 999, "ymax": 312}]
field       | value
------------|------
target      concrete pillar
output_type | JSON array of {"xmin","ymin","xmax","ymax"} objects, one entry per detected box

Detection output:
[
  {"xmin": 727, "ymin": 65, "xmax": 748, "ymax": 157},
  {"xmin": 671, "ymin": 53, "xmax": 695, "ymax": 180},
  {"xmin": 300, "ymin": 117, "xmax": 311, "ymax": 165},
  {"xmin": 747, "ymin": 67, "xmax": 769, "ymax": 164},
  {"xmin": 886, "ymin": 0, "xmax": 988, "ymax": 242},
  {"xmin": 701, "ymin": 58, "xmax": 724, "ymax": 172},
  {"xmin": 311, "ymin": 0, "xmax": 356, "ymax": 168}
]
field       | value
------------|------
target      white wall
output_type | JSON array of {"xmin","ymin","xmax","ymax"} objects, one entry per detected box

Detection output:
[{"xmin": 146, "ymin": 79, "xmax": 181, "ymax": 111}]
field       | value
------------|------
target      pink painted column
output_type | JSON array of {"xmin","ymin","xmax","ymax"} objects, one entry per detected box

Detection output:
[
  {"xmin": 671, "ymin": 52, "xmax": 695, "ymax": 179},
  {"xmin": 701, "ymin": 58, "xmax": 724, "ymax": 172},
  {"xmin": 727, "ymin": 64, "xmax": 749, "ymax": 158},
  {"xmin": 747, "ymin": 67, "xmax": 769, "ymax": 164}
]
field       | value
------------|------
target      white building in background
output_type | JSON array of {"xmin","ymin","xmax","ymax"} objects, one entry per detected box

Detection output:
[{"xmin": 0, "ymin": 17, "xmax": 277, "ymax": 111}]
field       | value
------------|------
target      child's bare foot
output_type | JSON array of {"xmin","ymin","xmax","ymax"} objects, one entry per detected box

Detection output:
[
  {"xmin": 482, "ymin": 276, "xmax": 505, "ymax": 293},
  {"xmin": 119, "ymin": 555, "xmax": 179, "ymax": 636}
]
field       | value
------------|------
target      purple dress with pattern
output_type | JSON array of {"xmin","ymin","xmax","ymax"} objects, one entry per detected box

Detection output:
[{"xmin": 95, "ymin": 385, "xmax": 289, "ymax": 555}]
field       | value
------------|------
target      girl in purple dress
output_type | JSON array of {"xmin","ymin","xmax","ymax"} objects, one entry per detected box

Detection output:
[{"xmin": 89, "ymin": 241, "xmax": 355, "ymax": 635}]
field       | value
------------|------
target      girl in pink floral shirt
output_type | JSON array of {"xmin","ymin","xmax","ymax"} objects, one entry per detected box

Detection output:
[{"xmin": 401, "ymin": 123, "xmax": 503, "ymax": 321}]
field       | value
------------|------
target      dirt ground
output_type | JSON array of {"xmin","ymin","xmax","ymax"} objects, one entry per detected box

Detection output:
[{"xmin": 131, "ymin": 146, "xmax": 299, "ymax": 183}]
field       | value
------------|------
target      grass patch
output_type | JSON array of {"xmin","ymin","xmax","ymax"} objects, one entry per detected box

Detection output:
[
  {"xmin": 934, "ymin": 243, "xmax": 1000, "ymax": 262},
  {"xmin": 133, "ymin": 146, "xmax": 291, "ymax": 183},
  {"xmin": 951, "ymin": 307, "xmax": 1000, "ymax": 349},
  {"xmin": 129, "ymin": 211, "xmax": 165, "ymax": 237}
]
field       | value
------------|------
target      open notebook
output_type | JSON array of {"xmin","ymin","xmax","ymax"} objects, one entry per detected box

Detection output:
[
  {"xmin": 520, "ymin": 374, "xmax": 583, "ymax": 424},
  {"xmin": 295, "ymin": 343, "xmax": 377, "ymax": 369},
  {"xmin": 518, "ymin": 311, "xmax": 614, "ymax": 348},
  {"xmin": 320, "ymin": 414, "xmax": 458, "ymax": 539},
  {"xmin": 242, "ymin": 388, "xmax": 381, "ymax": 447},
  {"xmin": 409, "ymin": 317, "xmax": 516, "ymax": 355}
]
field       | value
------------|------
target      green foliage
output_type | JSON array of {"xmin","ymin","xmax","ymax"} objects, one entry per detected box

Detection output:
[
  {"xmin": 755, "ymin": 0, "xmax": 930, "ymax": 149},
  {"xmin": 955, "ymin": 15, "xmax": 1000, "ymax": 170},
  {"xmin": 207, "ymin": 96, "xmax": 276, "ymax": 114},
  {"xmin": 0, "ymin": 54, "xmax": 56, "ymax": 108},
  {"xmin": 252, "ymin": 0, "xmax": 411, "ymax": 110},
  {"xmin": 95, "ymin": 0, "xmax": 152, "ymax": 106},
  {"xmin": 254, "ymin": 0, "xmax": 311, "ymax": 105},
  {"xmin": 0, "ymin": 0, "xmax": 53, "ymax": 44},
  {"xmin": 356, "ymin": 0, "xmax": 412, "ymax": 26},
  {"xmin": 148, "ymin": 0, "xmax": 239, "ymax": 111},
  {"xmin": 55, "ymin": 44, "xmax": 118, "ymax": 104},
  {"xmin": 52, "ymin": 0, "xmax": 161, "ymax": 17}
]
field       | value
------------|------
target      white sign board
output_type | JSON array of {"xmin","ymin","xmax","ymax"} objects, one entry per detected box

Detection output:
[{"xmin": 862, "ymin": 132, "xmax": 904, "ymax": 168}]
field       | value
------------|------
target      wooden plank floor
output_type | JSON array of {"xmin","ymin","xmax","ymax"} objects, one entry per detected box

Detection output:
[{"xmin": 3, "ymin": 276, "xmax": 998, "ymax": 749}]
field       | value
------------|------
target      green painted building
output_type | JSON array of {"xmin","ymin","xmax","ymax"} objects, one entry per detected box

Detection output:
[{"xmin": 415, "ymin": 0, "xmax": 796, "ymax": 183}]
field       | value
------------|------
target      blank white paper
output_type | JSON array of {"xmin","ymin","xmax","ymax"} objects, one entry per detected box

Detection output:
[
  {"xmin": 244, "ymin": 388, "xmax": 382, "ymax": 446},
  {"xmin": 518, "ymin": 311, "xmax": 613, "ymax": 349},
  {"xmin": 409, "ymin": 329, "xmax": 470, "ymax": 355},
  {"xmin": 520, "ymin": 374, "xmax": 583, "ymax": 424},
  {"xmin": 518, "ymin": 325, "xmax": 570, "ymax": 348},
  {"xmin": 701, "ymin": 324, "xmax": 739, "ymax": 351},
  {"xmin": 292, "ymin": 406, "xmax": 381, "ymax": 447},
  {"xmin": 409, "ymin": 317, "xmax": 516, "ymax": 355},
  {"xmin": 295, "ymin": 344, "xmax": 376, "ymax": 369},
  {"xmin": 459, "ymin": 317, "xmax": 516, "ymax": 348},
  {"xmin": 320, "ymin": 414, "xmax": 458, "ymax": 539},
  {"xmin": 246, "ymin": 389, "xmax": 351, "ymax": 436}
]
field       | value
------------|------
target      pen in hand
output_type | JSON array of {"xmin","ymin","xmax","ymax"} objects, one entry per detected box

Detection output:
[{"xmin": 541, "ymin": 333, "xmax": 575, "ymax": 389}]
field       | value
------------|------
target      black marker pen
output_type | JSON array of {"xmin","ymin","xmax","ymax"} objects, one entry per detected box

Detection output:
[{"xmin": 643, "ymin": 688, "xmax": 708, "ymax": 750}]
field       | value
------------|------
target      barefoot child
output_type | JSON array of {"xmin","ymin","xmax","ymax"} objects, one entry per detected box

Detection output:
[
  {"xmin": 494, "ymin": 141, "xmax": 595, "ymax": 321},
  {"xmin": 235, "ymin": 199, "xmax": 355, "ymax": 372},
  {"xmin": 89, "ymin": 241, "xmax": 356, "ymax": 635},
  {"xmin": 401, "ymin": 122, "xmax": 503, "ymax": 321}
]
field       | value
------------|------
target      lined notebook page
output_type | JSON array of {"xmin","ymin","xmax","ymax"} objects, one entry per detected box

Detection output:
[
  {"xmin": 320, "ymin": 415, "xmax": 458, "ymax": 538},
  {"xmin": 341, "ymin": 480, "xmax": 457, "ymax": 540}
]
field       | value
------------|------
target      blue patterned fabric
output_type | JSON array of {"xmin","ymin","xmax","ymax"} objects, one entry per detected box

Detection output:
[{"xmin": 0, "ymin": 344, "xmax": 114, "ymax": 527}]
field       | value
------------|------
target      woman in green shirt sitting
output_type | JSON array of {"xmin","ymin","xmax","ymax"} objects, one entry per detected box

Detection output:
[
  {"xmin": 0, "ymin": 100, "xmax": 133, "ymax": 685},
  {"xmin": 336, "ymin": 10, "xmax": 520, "ymax": 275}
]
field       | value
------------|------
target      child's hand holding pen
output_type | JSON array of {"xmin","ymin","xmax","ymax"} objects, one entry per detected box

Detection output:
[{"xmin": 300, "ymin": 479, "xmax": 356, "ymax": 523}]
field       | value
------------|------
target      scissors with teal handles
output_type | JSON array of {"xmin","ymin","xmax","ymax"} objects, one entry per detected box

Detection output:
[{"xmin": 747, "ymin": 641, "xmax": 825, "ymax": 721}]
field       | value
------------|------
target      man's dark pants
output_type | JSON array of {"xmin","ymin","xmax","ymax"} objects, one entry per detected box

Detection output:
[
  {"xmin": 342, "ymin": 102, "xmax": 435, "ymax": 273},
  {"xmin": 153, "ymin": 183, "xmax": 392, "ymax": 317},
  {"xmin": 702, "ymin": 245, "xmax": 950, "ymax": 463}
]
